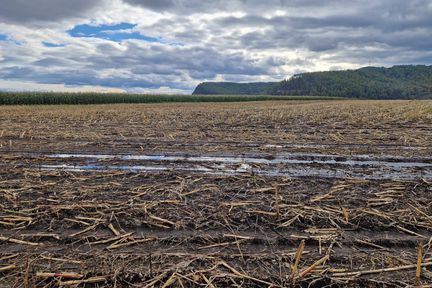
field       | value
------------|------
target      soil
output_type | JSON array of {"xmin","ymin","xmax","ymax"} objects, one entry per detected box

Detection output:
[{"xmin": 1, "ymin": 100, "xmax": 431, "ymax": 287}]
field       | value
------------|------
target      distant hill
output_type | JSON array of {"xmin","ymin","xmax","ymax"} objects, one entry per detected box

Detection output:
[
  {"xmin": 193, "ymin": 65, "xmax": 432, "ymax": 99},
  {"xmin": 192, "ymin": 82, "xmax": 278, "ymax": 95}
]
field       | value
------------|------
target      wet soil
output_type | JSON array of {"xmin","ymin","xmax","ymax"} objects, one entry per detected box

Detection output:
[
  {"xmin": 1, "ymin": 162, "xmax": 431, "ymax": 287},
  {"xmin": 1, "ymin": 101, "xmax": 432, "ymax": 287}
]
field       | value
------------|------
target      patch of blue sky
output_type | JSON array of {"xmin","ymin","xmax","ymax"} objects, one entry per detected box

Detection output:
[
  {"xmin": 43, "ymin": 41, "xmax": 66, "ymax": 48},
  {"xmin": 68, "ymin": 22, "xmax": 160, "ymax": 43}
]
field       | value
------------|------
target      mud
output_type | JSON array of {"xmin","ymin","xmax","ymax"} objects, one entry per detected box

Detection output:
[
  {"xmin": 1, "ymin": 101, "xmax": 432, "ymax": 287},
  {"xmin": 3, "ymin": 151, "xmax": 431, "ymax": 180}
]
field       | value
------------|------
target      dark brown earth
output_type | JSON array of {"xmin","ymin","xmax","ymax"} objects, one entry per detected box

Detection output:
[{"xmin": 0, "ymin": 100, "xmax": 431, "ymax": 287}]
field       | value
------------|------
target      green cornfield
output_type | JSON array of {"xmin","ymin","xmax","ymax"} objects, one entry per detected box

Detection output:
[{"xmin": 0, "ymin": 92, "xmax": 344, "ymax": 105}]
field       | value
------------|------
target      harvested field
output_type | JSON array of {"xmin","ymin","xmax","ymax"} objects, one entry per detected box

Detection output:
[{"xmin": 1, "ymin": 100, "xmax": 432, "ymax": 287}]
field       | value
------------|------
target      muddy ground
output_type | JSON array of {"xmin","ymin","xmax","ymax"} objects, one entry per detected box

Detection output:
[{"xmin": 0, "ymin": 100, "xmax": 432, "ymax": 287}]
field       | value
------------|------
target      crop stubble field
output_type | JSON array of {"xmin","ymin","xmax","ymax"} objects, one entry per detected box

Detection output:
[{"xmin": 0, "ymin": 100, "xmax": 432, "ymax": 287}]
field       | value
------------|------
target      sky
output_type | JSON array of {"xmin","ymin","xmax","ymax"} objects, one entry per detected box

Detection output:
[{"xmin": 0, "ymin": 0, "xmax": 431, "ymax": 94}]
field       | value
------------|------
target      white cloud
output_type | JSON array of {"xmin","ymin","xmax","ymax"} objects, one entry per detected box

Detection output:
[
  {"xmin": 0, "ymin": 0, "xmax": 431, "ymax": 93},
  {"xmin": 0, "ymin": 79, "xmax": 125, "ymax": 93}
]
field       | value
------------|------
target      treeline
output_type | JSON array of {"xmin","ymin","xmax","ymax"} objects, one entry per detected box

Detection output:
[
  {"xmin": 193, "ymin": 82, "xmax": 277, "ymax": 95},
  {"xmin": 193, "ymin": 65, "xmax": 432, "ymax": 99},
  {"xmin": 272, "ymin": 65, "xmax": 432, "ymax": 99}
]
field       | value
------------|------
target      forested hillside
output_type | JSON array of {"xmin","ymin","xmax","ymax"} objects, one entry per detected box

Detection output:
[
  {"xmin": 192, "ymin": 82, "xmax": 277, "ymax": 95},
  {"xmin": 272, "ymin": 65, "xmax": 432, "ymax": 99},
  {"xmin": 193, "ymin": 65, "xmax": 432, "ymax": 99}
]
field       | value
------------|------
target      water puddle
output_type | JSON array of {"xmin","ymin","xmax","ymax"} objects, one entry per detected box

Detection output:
[
  {"xmin": 38, "ymin": 163, "xmax": 432, "ymax": 180},
  {"xmin": 28, "ymin": 152, "xmax": 432, "ymax": 180},
  {"xmin": 48, "ymin": 153, "xmax": 432, "ymax": 169}
]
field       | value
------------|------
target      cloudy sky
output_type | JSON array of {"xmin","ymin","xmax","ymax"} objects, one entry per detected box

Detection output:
[{"xmin": 0, "ymin": 0, "xmax": 431, "ymax": 93}]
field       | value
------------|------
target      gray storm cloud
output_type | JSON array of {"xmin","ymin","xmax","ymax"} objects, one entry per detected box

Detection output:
[
  {"xmin": 0, "ymin": 0, "xmax": 431, "ymax": 92},
  {"xmin": 0, "ymin": 0, "xmax": 105, "ymax": 23}
]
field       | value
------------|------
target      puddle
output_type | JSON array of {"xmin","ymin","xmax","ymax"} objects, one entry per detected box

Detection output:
[
  {"xmin": 38, "ymin": 162, "xmax": 432, "ymax": 180},
  {"xmin": 28, "ymin": 152, "xmax": 432, "ymax": 180},
  {"xmin": 48, "ymin": 153, "xmax": 432, "ymax": 169},
  {"xmin": 4, "ymin": 151, "xmax": 431, "ymax": 180}
]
